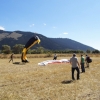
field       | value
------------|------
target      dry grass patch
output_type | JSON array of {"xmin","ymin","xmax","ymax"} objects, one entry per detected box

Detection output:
[{"xmin": 0, "ymin": 56, "xmax": 100, "ymax": 100}]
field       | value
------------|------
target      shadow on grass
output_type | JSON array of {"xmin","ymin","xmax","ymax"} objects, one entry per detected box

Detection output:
[
  {"xmin": 85, "ymin": 67, "xmax": 89, "ymax": 68},
  {"xmin": 61, "ymin": 80, "xmax": 73, "ymax": 84},
  {"xmin": 13, "ymin": 62, "xmax": 26, "ymax": 65}
]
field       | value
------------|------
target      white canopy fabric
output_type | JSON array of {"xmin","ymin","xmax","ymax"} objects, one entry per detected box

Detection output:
[{"xmin": 38, "ymin": 59, "xmax": 69, "ymax": 66}]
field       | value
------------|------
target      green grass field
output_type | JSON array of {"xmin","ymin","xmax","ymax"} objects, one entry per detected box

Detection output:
[{"xmin": 0, "ymin": 54, "xmax": 100, "ymax": 100}]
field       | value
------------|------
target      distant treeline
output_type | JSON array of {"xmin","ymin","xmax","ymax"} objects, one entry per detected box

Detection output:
[{"xmin": 0, "ymin": 44, "xmax": 100, "ymax": 54}]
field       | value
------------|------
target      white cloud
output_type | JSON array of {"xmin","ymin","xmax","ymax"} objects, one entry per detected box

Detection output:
[
  {"xmin": 0, "ymin": 26, "xmax": 5, "ymax": 30},
  {"xmin": 53, "ymin": 26, "xmax": 56, "ymax": 28},
  {"xmin": 58, "ymin": 32, "xmax": 68, "ymax": 38},
  {"xmin": 30, "ymin": 24, "xmax": 34, "ymax": 27},
  {"xmin": 43, "ymin": 23, "xmax": 46, "ymax": 26},
  {"xmin": 63, "ymin": 32, "xmax": 68, "ymax": 34}
]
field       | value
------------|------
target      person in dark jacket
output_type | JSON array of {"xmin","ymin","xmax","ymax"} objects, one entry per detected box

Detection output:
[
  {"xmin": 85, "ymin": 55, "xmax": 89, "ymax": 68},
  {"xmin": 9, "ymin": 53, "xmax": 14, "ymax": 63}
]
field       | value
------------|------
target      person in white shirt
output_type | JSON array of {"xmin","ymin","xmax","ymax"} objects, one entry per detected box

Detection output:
[
  {"xmin": 53, "ymin": 54, "xmax": 57, "ymax": 60},
  {"xmin": 70, "ymin": 53, "xmax": 80, "ymax": 80}
]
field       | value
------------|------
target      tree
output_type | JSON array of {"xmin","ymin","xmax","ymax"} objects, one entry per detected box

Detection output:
[
  {"xmin": 86, "ymin": 49, "xmax": 91, "ymax": 53},
  {"xmin": 36, "ymin": 47, "xmax": 45, "ymax": 54},
  {"xmin": 92, "ymin": 50, "xmax": 100, "ymax": 53},
  {"xmin": 12, "ymin": 44, "xmax": 24, "ymax": 54},
  {"xmin": 2, "ymin": 45, "xmax": 11, "ymax": 54},
  {"xmin": 27, "ymin": 49, "xmax": 32, "ymax": 54}
]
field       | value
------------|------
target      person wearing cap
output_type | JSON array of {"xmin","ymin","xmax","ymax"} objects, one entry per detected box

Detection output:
[
  {"xmin": 70, "ymin": 53, "xmax": 80, "ymax": 80},
  {"xmin": 80, "ymin": 55, "xmax": 85, "ymax": 73}
]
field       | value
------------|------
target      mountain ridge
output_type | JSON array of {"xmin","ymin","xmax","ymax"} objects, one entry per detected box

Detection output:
[{"xmin": 0, "ymin": 30, "xmax": 95, "ymax": 51}]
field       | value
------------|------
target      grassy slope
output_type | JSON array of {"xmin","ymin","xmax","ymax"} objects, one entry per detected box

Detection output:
[{"xmin": 0, "ymin": 55, "xmax": 100, "ymax": 100}]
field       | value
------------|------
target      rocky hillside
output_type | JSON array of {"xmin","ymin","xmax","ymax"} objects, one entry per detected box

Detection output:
[{"xmin": 0, "ymin": 30, "xmax": 95, "ymax": 51}]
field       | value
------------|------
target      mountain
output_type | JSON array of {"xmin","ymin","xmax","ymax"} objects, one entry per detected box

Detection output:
[
  {"xmin": 0, "ymin": 30, "xmax": 95, "ymax": 51},
  {"xmin": 49, "ymin": 38, "xmax": 95, "ymax": 51}
]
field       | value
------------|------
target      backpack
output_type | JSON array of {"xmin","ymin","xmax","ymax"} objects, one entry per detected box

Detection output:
[{"xmin": 87, "ymin": 57, "xmax": 92, "ymax": 63}]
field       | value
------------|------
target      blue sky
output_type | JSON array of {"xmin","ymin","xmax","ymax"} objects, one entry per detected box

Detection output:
[{"xmin": 0, "ymin": 0, "xmax": 100, "ymax": 50}]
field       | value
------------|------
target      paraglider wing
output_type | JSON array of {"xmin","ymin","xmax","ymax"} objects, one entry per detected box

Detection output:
[
  {"xmin": 38, "ymin": 59, "xmax": 70, "ymax": 66},
  {"xmin": 21, "ymin": 36, "xmax": 40, "ymax": 62}
]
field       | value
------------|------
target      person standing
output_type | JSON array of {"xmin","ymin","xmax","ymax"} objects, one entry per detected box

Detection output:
[
  {"xmin": 53, "ymin": 54, "xmax": 57, "ymax": 60},
  {"xmin": 80, "ymin": 55, "xmax": 85, "ymax": 73},
  {"xmin": 85, "ymin": 55, "xmax": 89, "ymax": 68},
  {"xmin": 70, "ymin": 53, "xmax": 80, "ymax": 80},
  {"xmin": 9, "ymin": 53, "xmax": 14, "ymax": 63}
]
